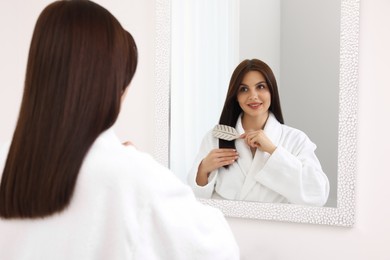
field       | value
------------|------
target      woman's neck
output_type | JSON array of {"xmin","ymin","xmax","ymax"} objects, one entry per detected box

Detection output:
[{"xmin": 241, "ymin": 112, "xmax": 269, "ymax": 131}]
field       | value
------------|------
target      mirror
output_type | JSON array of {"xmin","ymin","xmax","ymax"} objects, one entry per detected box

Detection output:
[{"xmin": 154, "ymin": 0, "xmax": 359, "ymax": 226}]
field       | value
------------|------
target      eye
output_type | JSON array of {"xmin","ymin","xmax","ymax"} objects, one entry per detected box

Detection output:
[
  {"xmin": 256, "ymin": 83, "xmax": 267, "ymax": 90},
  {"xmin": 238, "ymin": 86, "xmax": 248, "ymax": 92}
]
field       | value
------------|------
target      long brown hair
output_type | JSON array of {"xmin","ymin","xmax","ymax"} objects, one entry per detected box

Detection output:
[
  {"xmin": 0, "ymin": 0, "xmax": 138, "ymax": 218},
  {"xmin": 219, "ymin": 59, "xmax": 284, "ymax": 149}
]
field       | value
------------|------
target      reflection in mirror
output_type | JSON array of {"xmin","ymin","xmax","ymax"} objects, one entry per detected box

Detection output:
[
  {"xmin": 156, "ymin": 0, "xmax": 359, "ymax": 226},
  {"xmin": 170, "ymin": 0, "xmax": 340, "ymax": 207},
  {"xmin": 186, "ymin": 59, "xmax": 330, "ymax": 207}
]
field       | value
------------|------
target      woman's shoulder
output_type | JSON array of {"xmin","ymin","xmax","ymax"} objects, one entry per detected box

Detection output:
[
  {"xmin": 280, "ymin": 123, "xmax": 308, "ymax": 137},
  {"xmin": 81, "ymin": 130, "xmax": 188, "ymax": 196},
  {"xmin": 279, "ymin": 123, "xmax": 317, "ymax": 151},
  {"xmin": 83, "ymin": 133, "xmax": 167, "ymax": 177}
]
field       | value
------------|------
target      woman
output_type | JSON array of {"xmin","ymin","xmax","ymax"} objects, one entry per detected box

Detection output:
[
  {"xmin": 188, "ymin": 59, "xmax": 329, "ymax": 206},
  {"xmin": 0, "ymin": 1, "xmax": 239, "ymax": 259}
]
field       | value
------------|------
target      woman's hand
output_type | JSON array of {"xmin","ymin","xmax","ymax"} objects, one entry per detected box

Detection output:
[
  {"xmin": 196, "ymin": 149, "xmax": 238, "ymax": 186},
  {"xmin": 241, "ymin": 130, "xmax": 276, "ymax": 154}
]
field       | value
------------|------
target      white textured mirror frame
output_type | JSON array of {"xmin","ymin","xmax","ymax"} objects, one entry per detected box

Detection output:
[{"xmin": 154, "ymin": 0, "xmax": 360, "ymax": 227}]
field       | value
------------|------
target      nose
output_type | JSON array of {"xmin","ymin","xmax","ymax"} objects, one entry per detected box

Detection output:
[{"xmin": 248, "ymin": 89, "xmax": 259, "ymax": 100}]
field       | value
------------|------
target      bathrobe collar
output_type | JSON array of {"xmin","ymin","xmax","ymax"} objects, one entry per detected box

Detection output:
[
  {"xmin": 235, "ymin": 112, "xmax": 282, "ymax": 144},
  {"xmin": 234, "ymin": 112, "xmax": 283, "ymax": 199}
]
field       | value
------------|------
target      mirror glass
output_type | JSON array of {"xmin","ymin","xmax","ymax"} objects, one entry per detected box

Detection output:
[
  {"xmin": 170, "ymin": 0, "xmax": 341, "ymax": 207},
  {"xmin": 155, "ymin": 0, "xmax": 358, "ymax": 226}
]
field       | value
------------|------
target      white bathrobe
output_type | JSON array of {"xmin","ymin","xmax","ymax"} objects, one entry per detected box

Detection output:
[
  {"xmin": 0, "ymin": 129, "xmax": 239, "ymax": 260},
  {"xmin": 188, "ymin": 113, "xmax": 330, "ymax": 206}
]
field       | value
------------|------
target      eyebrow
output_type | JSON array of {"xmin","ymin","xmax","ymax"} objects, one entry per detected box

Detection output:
[{"xmin": 239, "ymin": 81, "xmax": 267, "ymax": 86}]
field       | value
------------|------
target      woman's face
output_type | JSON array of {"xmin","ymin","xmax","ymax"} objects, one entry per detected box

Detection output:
[{"xmin": 236, "ymin": 70, "xmax": 271, "ymax": 119}]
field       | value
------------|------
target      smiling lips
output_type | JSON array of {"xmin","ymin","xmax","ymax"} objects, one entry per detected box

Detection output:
[{"xmin": 247, "ymin": 102, "xmax": 262, "ymax": 109}]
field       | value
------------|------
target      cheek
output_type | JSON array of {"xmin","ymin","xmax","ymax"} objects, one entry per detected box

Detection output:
[
  {"xmin": 236, "ymin": 96, "xmax": 246, "ymax": 110},
  {"xmin": 266, "ymin": 94, "xmax": 272, "ymax": 103},
  {"xmin": 236, "ymin": 94, "xmax": 244, "ymax": 104},
  {"xmin": 237, "ymin": 100, "xmax": 245, "ymax": 109},
  {"xmin": 261, "ymin": 91, "xmax": 271, "ymax": 102}
]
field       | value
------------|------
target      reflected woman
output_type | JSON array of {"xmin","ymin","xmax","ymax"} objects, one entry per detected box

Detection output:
[{"xmin": 188, "ymin": 59, "xmax": 329, "ymax": 206}]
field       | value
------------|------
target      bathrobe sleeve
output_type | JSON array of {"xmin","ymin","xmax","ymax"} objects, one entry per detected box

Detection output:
[
  {"xmin": 187, "ymin": 131, "xmax": 219, "ymax": 199},
  {"xmin": 254, "ymin": 130, "xmax": 330, "ymax": 206},
  {"xmin": 132, "ymin": 151, "xmax": 239, "ymax": 260}
]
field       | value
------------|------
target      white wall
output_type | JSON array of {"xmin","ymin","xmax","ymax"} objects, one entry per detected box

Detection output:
[
  {"xmin": 1, "ymin": 0, "xmax": 390, "ymax": 259},
  {"xmin": 239, "ymin": 0, "xmax": 281, "ymax": 80},
  {"xmin": 280, "ymin": 0, "xmax": 340, "ymax": 207}
]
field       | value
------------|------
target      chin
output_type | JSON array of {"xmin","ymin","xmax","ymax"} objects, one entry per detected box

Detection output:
[{"xmin": 245, "ymin": 110, "xmax": 268, "ymax": 118}]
